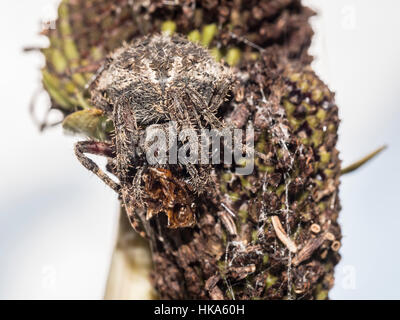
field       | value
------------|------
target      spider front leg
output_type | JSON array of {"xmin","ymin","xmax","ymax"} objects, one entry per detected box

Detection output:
[
  {"xmin": 75, "ymin": 141, "xmax": 147, "ymax": 237},
  {"xmin": 74, "ymin": 141, "xmax": 120, "ymax": 193},
  {"xmin": 121, "ymin": 185, "xmax": 148, "ymax": 239},
  {"xmin": 186, "ymin": 88, "xmax": 269, "ymax": 162},
  {"xmin": 185, "ymin": 88, "xmax": 224, "ymax": 128}
]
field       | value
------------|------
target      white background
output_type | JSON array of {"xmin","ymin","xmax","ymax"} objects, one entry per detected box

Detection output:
[{"xmin": 0, "ymin": 0, "xmax": 399, "ymax": 299}]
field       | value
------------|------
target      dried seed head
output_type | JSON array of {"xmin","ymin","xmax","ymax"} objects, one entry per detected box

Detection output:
[{"xmin": 91, "ymin": 34, "xmax": 233, "ymax": 128}]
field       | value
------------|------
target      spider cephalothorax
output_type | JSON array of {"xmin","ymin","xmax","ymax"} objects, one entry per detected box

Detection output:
[{"xmin": 75, "ymin": 34, "xmax": 234, "ymax": 234}]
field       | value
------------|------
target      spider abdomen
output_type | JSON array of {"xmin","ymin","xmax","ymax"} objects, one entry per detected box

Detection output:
[{"xmin": 91, "ymin": 34, "xmax": 233, "ymax": 128}]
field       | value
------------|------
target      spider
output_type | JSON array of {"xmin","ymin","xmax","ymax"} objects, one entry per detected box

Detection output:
[{"xmin": 74, "ymin": 34, "xmax": 234, "ymax": 236}]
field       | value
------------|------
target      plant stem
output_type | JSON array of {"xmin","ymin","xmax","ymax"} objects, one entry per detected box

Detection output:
[{"xmin": 104, "ymin": 207, "xmax": 156, "ymax": 300}]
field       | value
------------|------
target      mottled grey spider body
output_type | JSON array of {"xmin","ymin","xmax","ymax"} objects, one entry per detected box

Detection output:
[
  {"xmin": 74, "ymin": 34, "xmax": 234, "ymax": 235},
  {"xmin": 92, "ymin": 34, "xmax": 233, "ymax": 128}
]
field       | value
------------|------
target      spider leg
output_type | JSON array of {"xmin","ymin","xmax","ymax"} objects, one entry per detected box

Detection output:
[
  {"xmin": 132, "ymin": 166, "xmax": 145, "ymax": 201},
  {"xmin": 113, "ymin": 99, "xmax": 150, "ymax": 238},
  {"xmin": 75, "ymin": 141, "xmax": 120, "ymax": 193},
  {"xmin": 208, "ymin": 80, "xmax": 232, "ymax": 113},
  {"xmin": 122, "ymin": 186, "xmax": 148, "ymax": 239},
  {"xmin": 185, "ymin": 163, "xmax": 213, "ymax": 193},
  {"xmin": 186, "ymin": 88, "xmax": 269, "ymax": 162},
  {"xmin": 185, "ymin": 88, "xmax": 225, "ymax": 128},
  {"xmin": 170, "ymin": 92, "xmax": 213, "ymax": 193},
  {"xmin": 120, "ymin": 167, "xmax": 151, "ymax": 239},
  {"xmin": 185, "ymin": 163, "xmax": 201, "ymax": 190}
]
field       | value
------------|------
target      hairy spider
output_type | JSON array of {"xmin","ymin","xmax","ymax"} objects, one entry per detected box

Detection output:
[{"xmin": 74, "ymin": 34, "xmax": 234, "ymax": 235}]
